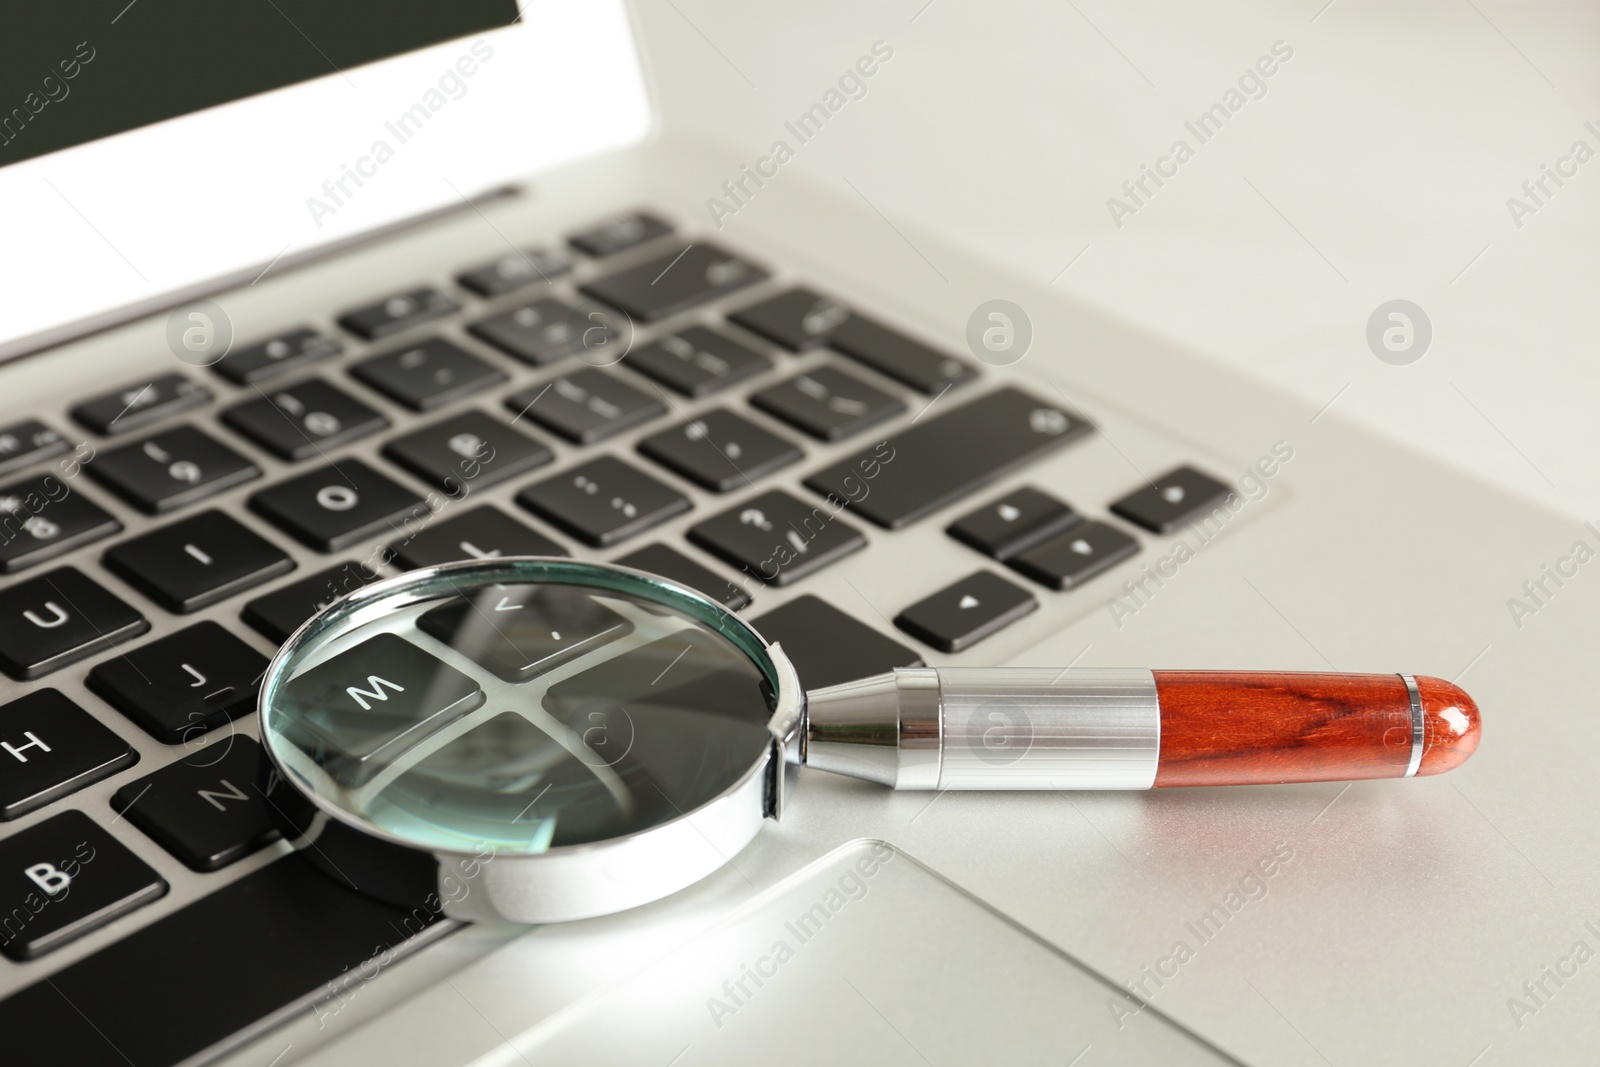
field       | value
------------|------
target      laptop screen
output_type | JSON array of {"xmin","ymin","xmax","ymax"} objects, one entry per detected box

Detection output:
[{"xmin": 1, "ymin": 0, "xmax": 517, "ymax": 168}]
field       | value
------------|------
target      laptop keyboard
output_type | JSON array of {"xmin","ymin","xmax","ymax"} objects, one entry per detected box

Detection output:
[{"xmin": 0, "ymin": 207, "xmax": 1238, "ymax": 1063}]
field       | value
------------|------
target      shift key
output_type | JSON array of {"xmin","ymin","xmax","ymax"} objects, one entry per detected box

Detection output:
[{"xmin": 803, "ymin": 388, "xmax": 1091, "ymax": 529}]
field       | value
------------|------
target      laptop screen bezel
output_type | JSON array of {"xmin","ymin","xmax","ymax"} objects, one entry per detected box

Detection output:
[{"xmin": 0, "ymin": 0, "xmax": 652, "ymax": 360}]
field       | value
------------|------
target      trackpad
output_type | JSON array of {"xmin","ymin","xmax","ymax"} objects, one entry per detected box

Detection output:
[{"xmin": 507, "ymin": 841, "xmax": 1231, "ymax": 1064}]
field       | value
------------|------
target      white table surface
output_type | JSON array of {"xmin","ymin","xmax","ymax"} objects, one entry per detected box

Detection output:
[{"xmin": 632, "ymin": 0, "xmax": 1600, "ymax": 521}]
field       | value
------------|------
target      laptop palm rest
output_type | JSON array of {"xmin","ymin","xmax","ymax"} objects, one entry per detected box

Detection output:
[{"xmin": 489, "ymin": 840, "xmax": 1240, "ymax": 1065}]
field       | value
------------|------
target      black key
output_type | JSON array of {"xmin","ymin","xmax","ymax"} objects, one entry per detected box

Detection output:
[
  {"xmin": 831, "ymin": 314, "xmax": 977, "ymax": 394},
  {"xmin": 88, "ymin": 425, "xmax": 260, "ymax": 513},
  {"xmin": 614, "ymin": 543, "xmax": 751, "ymax": 610},
  {"xmin": 0, "ymin": 419, "xmax": 68, "ymax": 475},
  {"xmin": 457, "ymin": 246, "xmax": 572, "ymax": 297},
  {"xmin": 277, "ymin": 632, "xmax": 483, "ymax": 784},
  {"xmin": 337, "ymin": 286, "xmax": 459, "ymax": 340},
  {"xmin": 805, "ymin": 388, "xmax": 1091, "ymax": 530},
  {"xmin": 731, "ymin": 288, "xmax": 976, "ymax": 393},
  {"xmin": 103, "ymin": 510, "xmax": 294, "ymax": 613},
  {"xmin": 568, "ymin": 210, "xmax": 674, "ymax": 256},
  {"xmin": 1110, "ymin": 466, "xmax": 1235, "ymax": 534},
  {"xmin": 639, "ymin": 409, "xmax": 803, "ymax": 492},
  {"xmin": 388, "ymin": 505, "xmax": 566, "ymax": 571},
  {"xmin": 752, "ymin": 595, "xmax": 923, "ymax": 690},
  {"xmin": 517, "ymin": 456, "xmax": 691, "ymax": 547},
  {"xmin": 729, "ymin": 288, "xmax": 851, "ymax": 351},
  {"xmin": 688, "ymin": 489, "xmax": 866, "ymax": 586},
  {"xmin": 581, "ymin": 243, "xmax": 767, "ymax": 322},
  {"xmin": 351, "ymin": 337, "xmax": 507, "ymax": 411},
  {"xmin": 470, "ymin": 297, "xmax": 610, "ymax": 366},
  {"xmin": 947, "ymin": 487, "xmax": 1081, "ymax": 561},
  {"xmin": 71, "ymin": 373, "xmax": 211, "ymax": 435},
  {"xmin": 0, "ymin": 691, "xmax": 136, "ymax": 821},
  {"xmin": 894, "ymin": 571, "xmax": 1038, "ymax": 653},
  {"xmin": 251, "ymin": 460, "xmax": 429, "ymax": 552},
  {"xmin": 750, "ymin": 364, "xmax": 905, "ymax": 441},
  {"xmin": 0, "ymin": 568, "xmax": 148, "ymax": 680},
  {"xmin": 0, "ymin": 858, "xmax": 441, "ymax": 1066},
  {"xmin": 0, "ymin": 810, "xmax": 166, "ymax": 960},
  {"xmin": 0, "ymin": 476, "xmax": 120, "ymax": 572},
  {"xmin": 625, "ymin": 325, "xmax": 772, "ymax": 397},
  {"xmin": 506, "ymin": 368, "xmax": 665, "ymax": 444},
  {"xmin": 1010, "ymin": 520, "xmax": 1140, "ymax": 590},
  {"xmin": 87, "ymin": 621, "xmax": 270, "ymax": 743},
  {"xmin": 382, "ymin": 409, "xmax": 553, "ymax": 494},
  {"xmin": 212, "ymin": 327, "xmax": 342, "ymax": 385},
  {"xmin": 242, "ymin": 561, "xmax": 382, "ymax": 643},
  {"xmin": 419, "ymin": 583, "xmax": 632, "ymax": 683},
  {"xmin": 111, "ymin": 736, "xmax": 279, "ymax": 872},
  {"xmin": 222, "ymin": 377, "xmax": 389, "ymax": 461}
]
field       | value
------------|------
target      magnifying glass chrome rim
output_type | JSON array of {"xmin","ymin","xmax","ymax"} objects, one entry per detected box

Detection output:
[{"xmin": 257, "ymin": 556, "xmax": 804, "ymax": 924}]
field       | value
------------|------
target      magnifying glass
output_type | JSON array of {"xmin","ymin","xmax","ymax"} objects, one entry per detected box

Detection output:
[{"xmin": 257, "ymin": 557, "xmax": 1480, "ymax": 924}]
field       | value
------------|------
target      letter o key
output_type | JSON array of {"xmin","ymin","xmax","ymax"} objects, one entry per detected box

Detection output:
[{"xmin": 317, "ymin": 486, "xmax": 358, "ymax": 512}]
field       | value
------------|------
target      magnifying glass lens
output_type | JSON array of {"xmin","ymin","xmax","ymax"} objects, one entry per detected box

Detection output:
[{"xmin": 261, "ymin": 562, "xmax": 777, "ymax": 861}]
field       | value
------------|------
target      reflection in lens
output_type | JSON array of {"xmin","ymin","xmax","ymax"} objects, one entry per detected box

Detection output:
[{"xmin": 262, "ymin": 568, "xmax": 776, "ymax": 856}]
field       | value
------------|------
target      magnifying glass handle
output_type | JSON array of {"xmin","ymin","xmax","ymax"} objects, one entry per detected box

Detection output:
[{"xmin": 802, "ymin": 668, "xmax": 1480, "ymax": 790}]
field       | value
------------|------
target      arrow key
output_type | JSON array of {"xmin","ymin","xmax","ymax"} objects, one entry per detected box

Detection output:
[
  {"xmin": 418, "ymin": 582, "xmax": 632, "ymax": 683},
  {"xmin": 947, "ymin": 486, "xmax": 1080, "ymax": 561},
  {"xmin": 894, "ymin": 571, "xmax": 1037, "ymax": 653}
]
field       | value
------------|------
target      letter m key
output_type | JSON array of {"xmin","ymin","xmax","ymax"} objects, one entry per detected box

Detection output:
[{"xmin": 346, "ymin": 675, "xmax": 405, "ymax": 711}]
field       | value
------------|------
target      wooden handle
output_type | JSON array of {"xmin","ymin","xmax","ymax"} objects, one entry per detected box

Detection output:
[{"xmin": 1151, "ymin": 671, "xmax": 1480, "ymax": 787}]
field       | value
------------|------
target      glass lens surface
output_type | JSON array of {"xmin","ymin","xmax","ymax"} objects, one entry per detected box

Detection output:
[{"xmin": 260, "ymin": 561, "xmax": 776, "ymax": 855}]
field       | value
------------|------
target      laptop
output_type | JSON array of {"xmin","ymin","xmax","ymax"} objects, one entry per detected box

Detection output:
[{"xmin": 1, "ymin": 2, "xmax": 1593, "ymax": 1064}]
